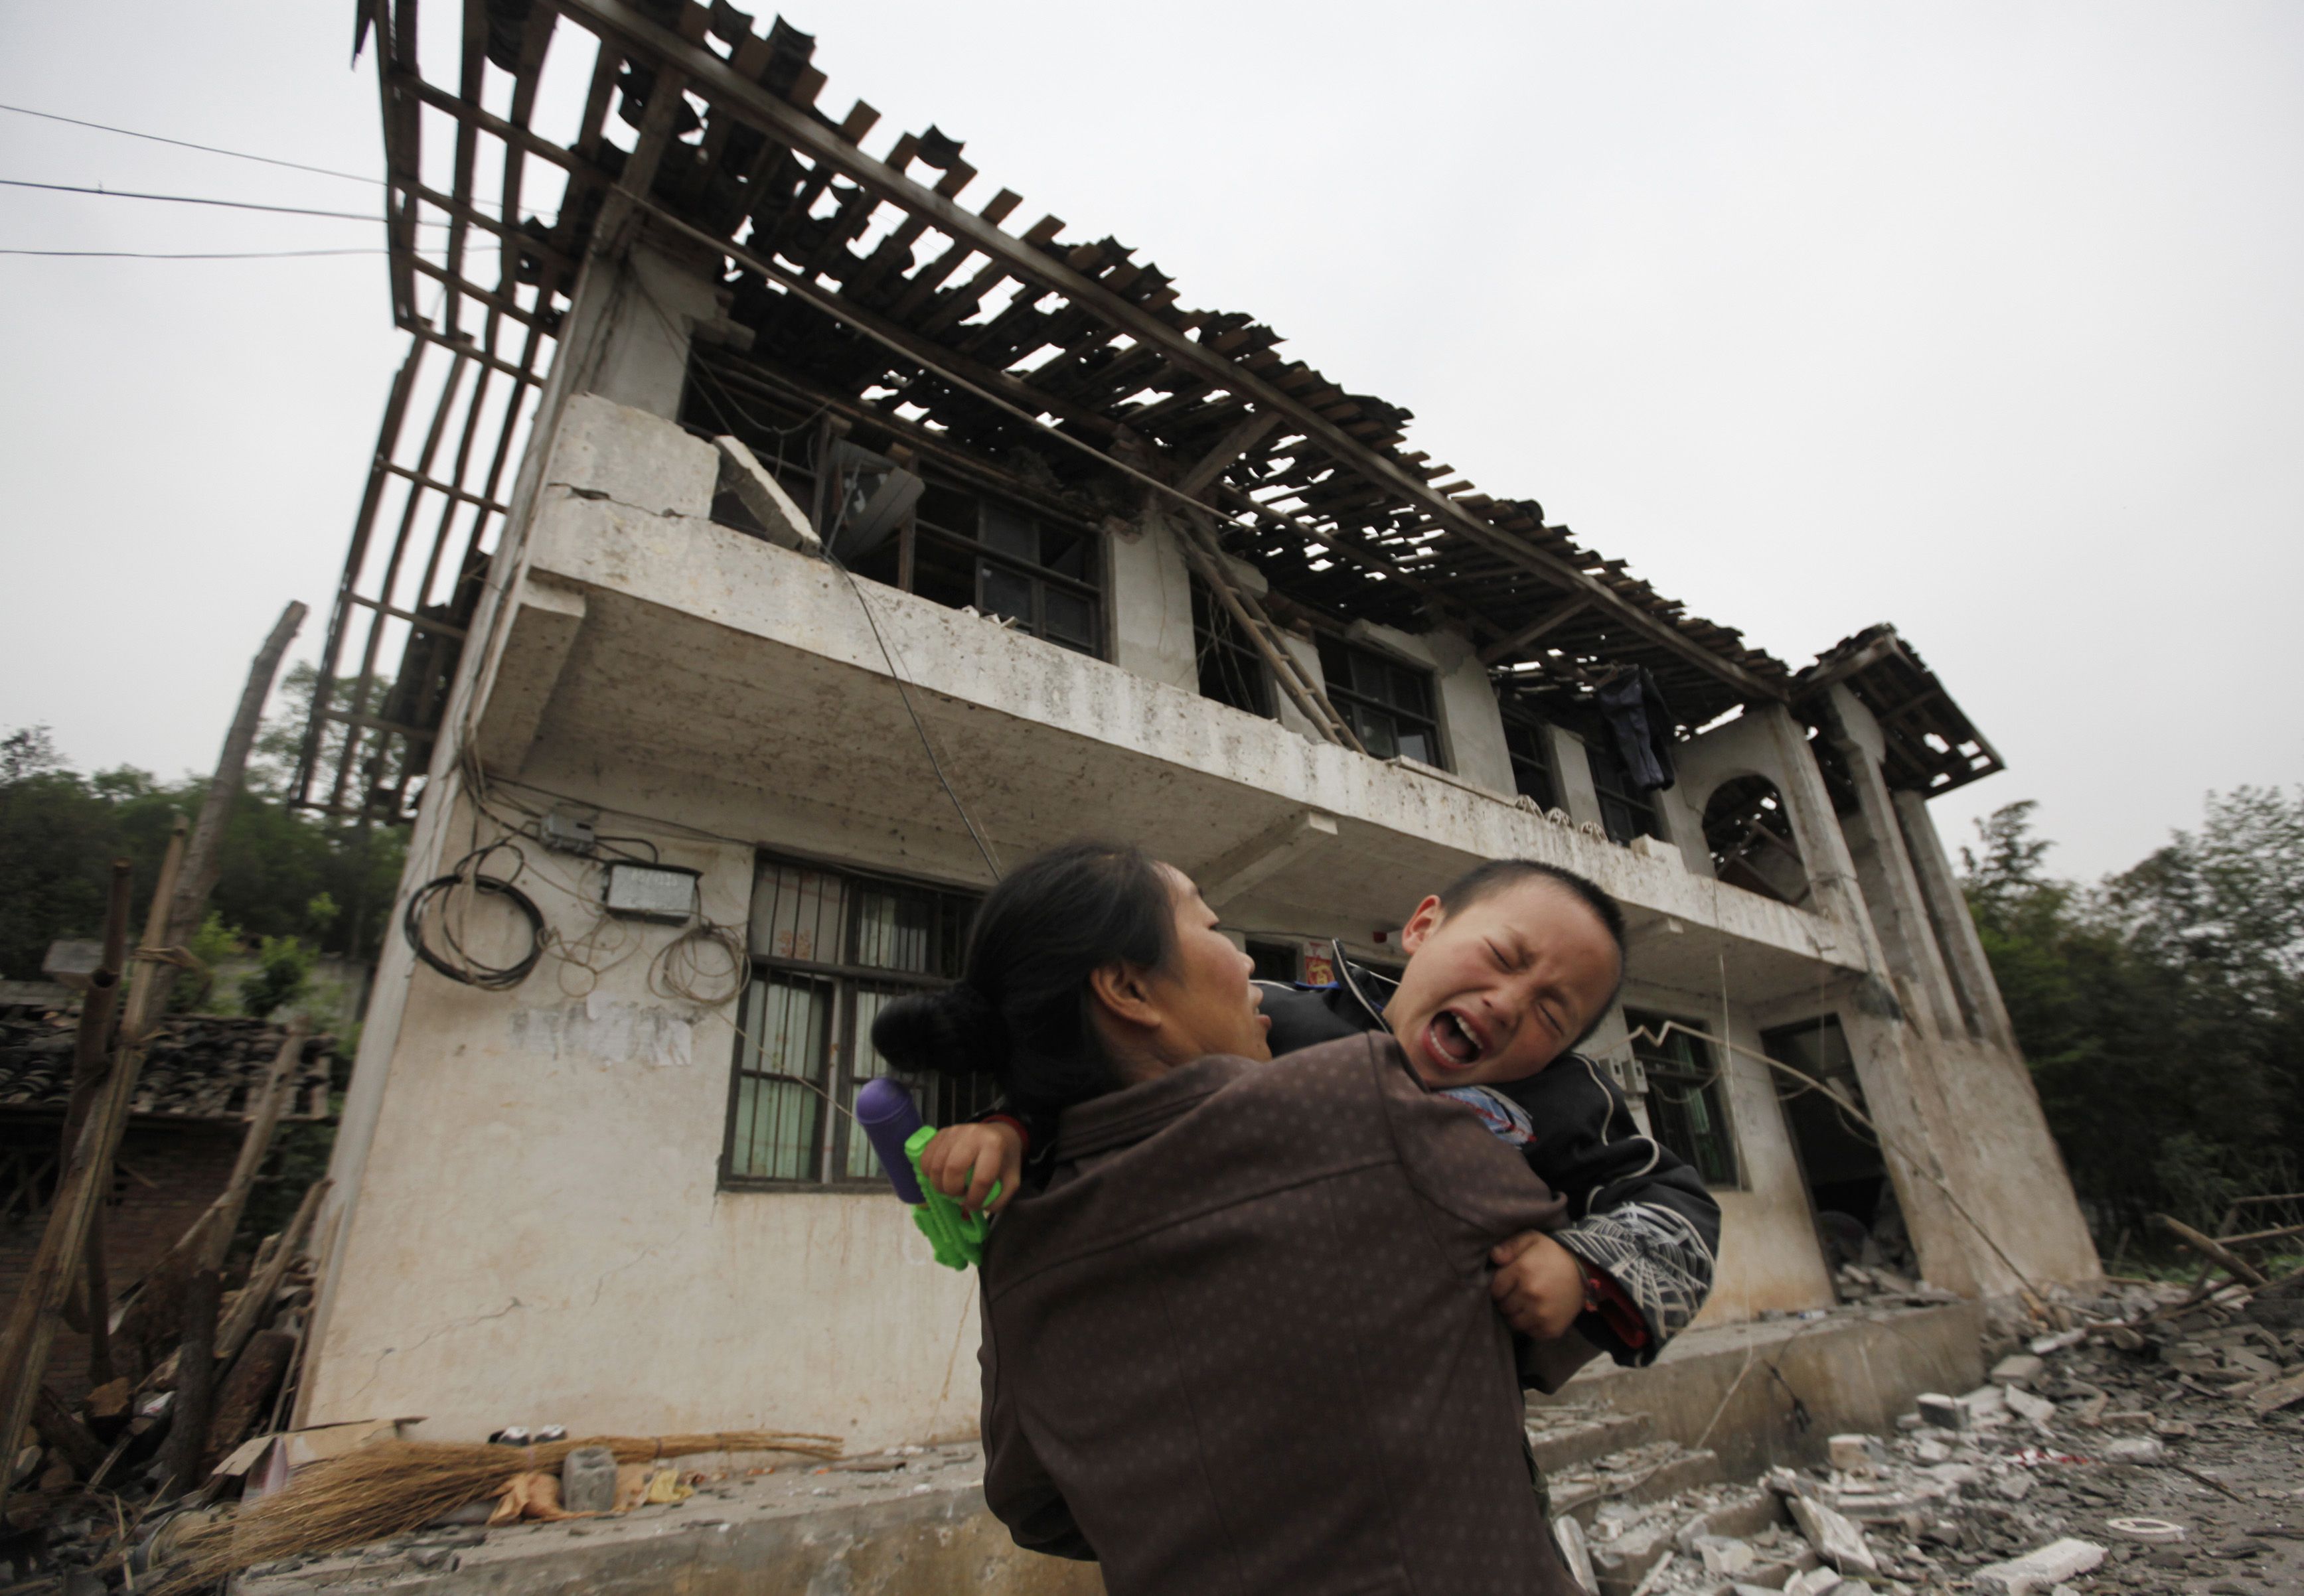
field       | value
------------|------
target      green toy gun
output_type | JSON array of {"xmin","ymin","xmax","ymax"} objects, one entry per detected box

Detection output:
[{"xmin": 856, "ymin": 1078, "xmax": 996, "ymax": 1269}]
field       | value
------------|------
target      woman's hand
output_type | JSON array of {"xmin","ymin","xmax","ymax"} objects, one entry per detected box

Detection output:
[
  {"xmin": 917, "ymin": 1120, "xmax": 1026, "ymax": 1216},
  {"xmin": 1488, "ymin": 1230, "xmax": 1588, "ymax": 1341}
]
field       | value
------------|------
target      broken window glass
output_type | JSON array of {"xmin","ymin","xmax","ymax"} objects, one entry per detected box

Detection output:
[{"xmin": 1191, "ymin": 576, "xmax": 1273, "ymax": 719}]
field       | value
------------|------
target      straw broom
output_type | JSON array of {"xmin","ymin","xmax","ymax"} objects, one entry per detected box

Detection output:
[{"xmin": 154, "ymin": 1429, "xmax": 842, "ymax": 1591}]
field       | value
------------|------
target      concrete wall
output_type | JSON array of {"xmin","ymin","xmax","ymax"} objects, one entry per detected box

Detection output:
[
  {"xmin": 1105, "ymin": 507, "xmax": 1195, "ymax": 695},
  {"xmin": 302, "ymin": 794, "xmax": 991, "ymax": 1450}
]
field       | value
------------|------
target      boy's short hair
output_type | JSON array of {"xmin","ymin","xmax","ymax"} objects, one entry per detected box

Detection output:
[{"xmin": 1434, "ymin": 859, "xmax": 1628, "ymax": 1047}]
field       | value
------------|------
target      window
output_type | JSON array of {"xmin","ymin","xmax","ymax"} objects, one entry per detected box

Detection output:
[
  {"xmin": 898, "ymin": 486, "xmax": 1103, "ymax": 657},
  {"xmin": 1702, "ymin": 776, "xmax": 1808, "ymax": 904},
  {"xmin": 1314, "ymin": 637, "xmax": 1441, "ymax": 766},
  {"xmin": 678, "ymin": 374, "xmax": 1106, "ymax": 660},
  {"xmin": 728, "ymin": 857, "xmax": 994, "ymax": 1187},
  {"xmin": 1502, "ymin": 712, "xmax": 1557, "ymax": 810},
  {"xmin": 1191, "ymin": 577, "xmax": 1272, "ymax": 718},
  {"xmin": 1245, "ymin": 938, "xmax": 1298, "ymax": 983},
  {"xmin": 1586, "ymin": 735, "xmax": 1664, "ymax": 845},
  {"xmin": 1625, "ymin": 1008, "xmax": 1738, "ymax": 1186}
]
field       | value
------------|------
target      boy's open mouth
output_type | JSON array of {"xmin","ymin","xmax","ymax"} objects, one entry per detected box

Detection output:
[{"xmin": 1424, "ymin": 1007, "xmax": 1487, "ymax": 1071}]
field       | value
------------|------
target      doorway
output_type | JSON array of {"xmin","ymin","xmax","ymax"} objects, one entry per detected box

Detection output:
[{"xmin": 1762, "ymin": 1016, "xmax": 1911, "ymax": 1279}]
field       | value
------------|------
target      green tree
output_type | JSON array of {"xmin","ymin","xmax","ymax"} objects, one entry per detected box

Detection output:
[
  {"xmin": 0, "ymin": 726, "xmax": 407, "ymax": 979},
  {"xmin": 1963, "ymin": 792, "xmax": 2304, "ymax": 1241}
]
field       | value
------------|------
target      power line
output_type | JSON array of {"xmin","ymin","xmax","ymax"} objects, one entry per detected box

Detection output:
[
  {"xmin": 0, "ymin": 247, "xmax": 387, "ymax": 259},
  {"xmin": 0, "ymin": 177, "xmax": 447, "ymax": 225},
  {"xmin": 0, "ymin": 102, "xmax": 382, "ymax": 187}
]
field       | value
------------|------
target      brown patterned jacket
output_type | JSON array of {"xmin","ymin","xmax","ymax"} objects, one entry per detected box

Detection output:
[{"xmin": 978, "ymin": 1032, "xmax": 1587, "ymax": 1596}]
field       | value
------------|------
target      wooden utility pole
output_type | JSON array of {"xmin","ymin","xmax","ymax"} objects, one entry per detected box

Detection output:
[
  {"xmin": 0, "ymin": 600, "xmax": 308, "ymax": 1514},
  {"xmin": 170, "ymin": 600, "xmax": 307, "ymax": 946},
  {"xmin": 58, "ymin": 860, "xmax": 135, "ymax": 1387}
]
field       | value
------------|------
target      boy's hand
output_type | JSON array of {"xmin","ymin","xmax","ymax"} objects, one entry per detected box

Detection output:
[
  {"xmin": 916, "ymin": 1120, "xmax": 1024, "ymax": 1216},
  {"xmin": 1489, "ymin": 1230, "xmax": 1588, "ymax": 1341}
]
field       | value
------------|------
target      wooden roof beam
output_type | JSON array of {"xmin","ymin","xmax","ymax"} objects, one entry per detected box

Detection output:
[{"xmin": 545, "ymin": 0, "xmax": 1783, "ymax": 703}]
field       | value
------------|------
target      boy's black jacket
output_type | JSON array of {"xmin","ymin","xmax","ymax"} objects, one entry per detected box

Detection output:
[{"xmin": 1255, "ymin": 950, "xmax": 1721, "ymax": 1364}]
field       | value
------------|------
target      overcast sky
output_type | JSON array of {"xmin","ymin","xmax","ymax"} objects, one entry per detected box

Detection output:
[{"xmin": 2, "ymin": 2, "xmax": 2297, "ymax": 881}]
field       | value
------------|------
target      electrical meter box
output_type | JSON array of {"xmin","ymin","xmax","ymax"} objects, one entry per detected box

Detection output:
[{"xmin": 602, "ymin": 862, "xmax": 700, "ymax": 923}]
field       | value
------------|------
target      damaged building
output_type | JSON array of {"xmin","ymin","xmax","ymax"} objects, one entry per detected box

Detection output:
[{"xmin": 291, "ymin": 0, "xmax": 2101, "ymax": 1459}]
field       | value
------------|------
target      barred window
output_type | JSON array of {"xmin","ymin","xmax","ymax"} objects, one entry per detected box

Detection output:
[
  {"xmin": 1625, "ymin": 1008, "xmax": 1738, "ymax": 1187},
  {"xmin": 728, "ymin": 857, "xmax": 994, "ymax": 1188}
]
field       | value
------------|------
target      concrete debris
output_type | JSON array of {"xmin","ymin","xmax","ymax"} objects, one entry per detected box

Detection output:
[
  {"xmin": 2100, "ymin": 1435, "xmax": 2165, "ymax": 1464},
  {"xmin": 559, "ymin": 1445, "xmax": 617, "ymax": 1514},
  {"xmin": 1991, "ymin": 1352, "xmax": 2048, "ymax": 1386},
  {"xmin": 2104, "ymin": 1515, "xmax": 2187, "ymax": 1542},
  {"xmin": 1788, "ymin": 1493, "xmax": 1879, "ymax": 1575},
  {"xmin": 1551, "ymin": 1513, "xmax": 1598, "ymax": 1593},
  {"xmin": 1825, "ymin": 1433, "xmax": 1878, "ymax": 1475},
  {"xmin": 1971, "ymin": 1535, "xmax": 2106, "ymax": 1595},
  {"xmin": 2004, "ymin": 1384, "xmax": 2057, "ymax": 1425}
]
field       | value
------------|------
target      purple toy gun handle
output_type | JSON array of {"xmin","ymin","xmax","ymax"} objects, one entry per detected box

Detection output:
[{"xmin": 856, "ymin": 1076, "xmax": 927, "ymax": 1204}]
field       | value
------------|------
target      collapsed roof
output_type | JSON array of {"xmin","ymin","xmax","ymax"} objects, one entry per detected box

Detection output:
[{"xmin": 301, "ymin": 0, "xmax": 1995, "ymax": 817}]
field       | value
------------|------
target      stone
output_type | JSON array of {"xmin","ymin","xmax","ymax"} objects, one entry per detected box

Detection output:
[
  {"xmin": 1912, "ymin": 1436, "xmax": 1952, "ymax": 1463},
  {"xmin": 1991, "ymin": 1353, "xmax": 2046, "ymax": 1386},
  {"xmin": 1788, "ymin": 1495, "xmax": 1879, "ymax": 1576},
  {"xmin": 1917, "ymin": 1392, "xmax": 1967, "ymax": 1429},
  {"xmin": 1973, "ymin": 1538, "xmax": 2108, "ymax": 1595},
  {"xmin": 1827, "ymin": 1433, "xmax": 1877, "ymax": 1475},
  {"xmin": 2101, "ymin": 1436, "xmax": 2165, "ymax": 1464},
  {"xmin": 560, "ymin": 1445, "xmax": 618, "ymax": 1514},
  {"xmin": 2031, "ymin": 1327, "xmax": 2089, "ymax": 1355},
  {"xmin": 1783, "ymin": 1569, "xmax": 1843, "ymax": 1596},
  {"xmin": 1551, "ymin": 1515, "xmax": 1598, "ymax": 1593},
  {"xmin": 2005, "ymin": 1385, "xmax": 2057, "ymax": 1425}
]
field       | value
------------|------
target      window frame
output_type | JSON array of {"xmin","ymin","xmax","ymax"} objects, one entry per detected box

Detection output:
[
  {"xmin": 1190, "ymin": 575, "xmax": 1274, "ymax": 719},
  {"xmin": 1586, "ymin": 735, "xmax": 1665, "ymax": 846},
  {"xmin": 1501, "ymin": 709, "xmax": 1559, "ymax": 810},
  {"xmin": 1314, "ymin": 635, "xmax": 1445, "ymax": 769},
  {"xmin": 1624, "ymin": 1007, "xmax": 1740, "ymax": 1188},
  {"xmin": 903, "ymin": 493, "xmax": 1105, "ymax": 658},
  {"xmin": 679, "ymin": 367, "xmax": 1107, "ymax": 661},
  {"xmin": 722, "ymin": 854, "xmax": 992, "ymax": 1192}
]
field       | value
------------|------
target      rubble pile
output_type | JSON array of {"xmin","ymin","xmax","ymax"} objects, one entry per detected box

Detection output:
[
  {"xmin": 1567, "ymin": 1275, "xmax": 2304, "ymax": 1595},
  {"xmin": 0, "ymin": 1003, "xmax": 337, "ymax": 1120}
]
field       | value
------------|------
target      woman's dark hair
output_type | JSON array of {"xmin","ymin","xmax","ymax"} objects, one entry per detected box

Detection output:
[
  {"xmin": 870, "ymin": 841, "xmax": 1177, "ymax": 1116},
  {"xmin": 1435, "ymin": 858, "xmax": 1630, "ymax": 1046}
]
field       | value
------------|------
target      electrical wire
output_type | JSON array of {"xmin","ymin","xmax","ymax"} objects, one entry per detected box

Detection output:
[
  {"xmin": 649, "ymin": 920, "xmax": 751, "ymax": 1007},
  {"xmin": 0, "ymin": 246, "xmax": 386, "ymax": 259},
  {"xmin": 0, "ymin": 102, "xmax": 386, "ymax": 186},
  {"xmin": 0, "ymin": 177, "xmax": 453, "ymax": 224},
  {"xmin": 402, "ymin": 843, "xmax": 546, "ymax": 990}
]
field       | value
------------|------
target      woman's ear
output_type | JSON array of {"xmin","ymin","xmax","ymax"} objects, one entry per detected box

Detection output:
[
  {"xmin": 1397, "ymin": 895, "xmax": 1447, "ymax": 956},
  {"xmin": 1087, "ymin": 961, "xmax": 1163, "ymax": 1033}
]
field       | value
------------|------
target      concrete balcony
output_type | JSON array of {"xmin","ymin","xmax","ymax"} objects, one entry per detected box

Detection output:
[{"xmin": 475, "ymin": 398, "xmax": 1866, "ymax": 1006}]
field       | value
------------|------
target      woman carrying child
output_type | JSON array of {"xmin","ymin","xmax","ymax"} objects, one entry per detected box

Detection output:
[{"xmin": 875, "ymin": 841, "xmax": 1601, "ymax": 1595}]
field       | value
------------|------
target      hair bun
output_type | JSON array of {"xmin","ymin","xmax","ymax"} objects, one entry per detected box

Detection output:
[{"xmin": 871, "ymin": 985, "xmax": 1010, "ymax": 1079}]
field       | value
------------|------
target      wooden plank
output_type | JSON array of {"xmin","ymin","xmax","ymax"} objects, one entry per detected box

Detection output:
[
  {"xmin": 0, "ymin": 817, "xmax": 185, "ymax": 1518},
  {"xmin": 548, "ymin": 0, "xmax": 1788, "ymax": 701},
  {"xmin": 1479, "ymin": 595, "xmax": 1594, "ymax": 666}
]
